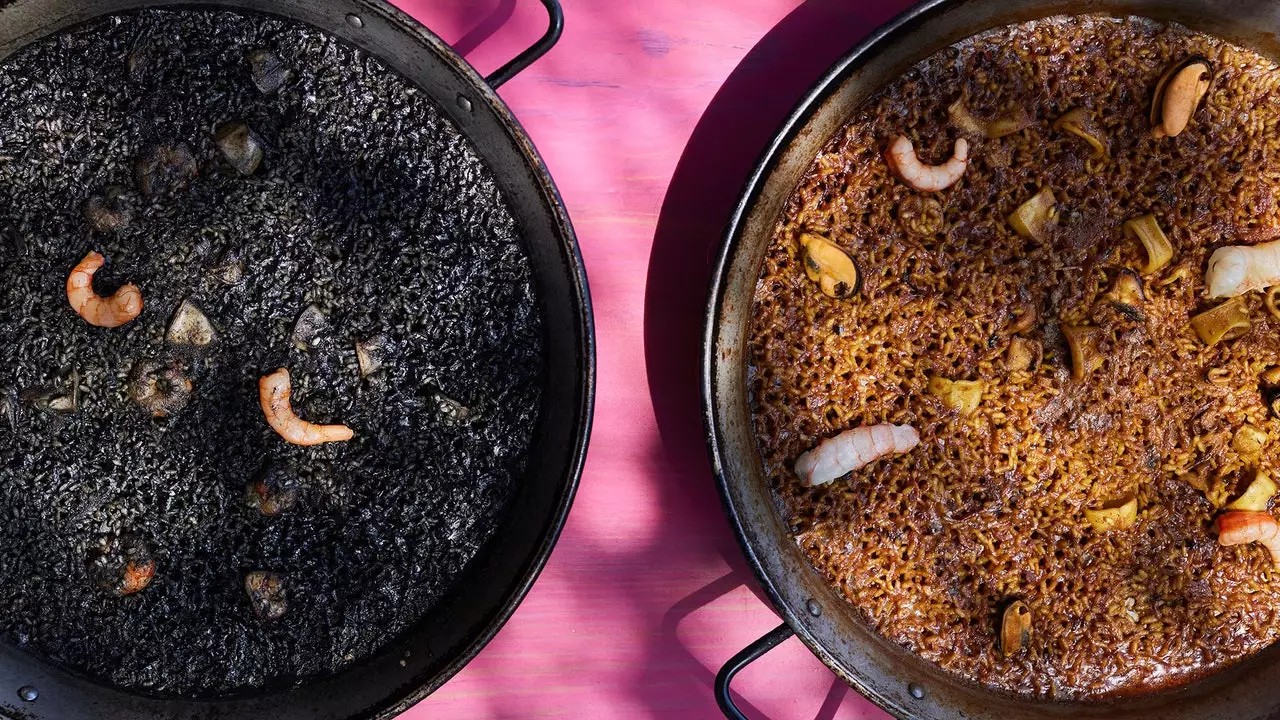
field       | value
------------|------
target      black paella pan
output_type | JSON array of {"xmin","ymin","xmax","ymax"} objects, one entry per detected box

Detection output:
[
  {"xmin": 704, "ymin": 0, "xmax": 1280, "ymax": 719},
  {"xmin": 0, "ymin": 0, "xmax": 593, "ymax": 718}
]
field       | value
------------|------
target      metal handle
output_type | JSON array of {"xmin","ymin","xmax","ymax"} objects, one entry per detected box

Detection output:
[
  {"xmin": 484, "ymin": 0, "xmax": 563, "ymax": 89},
  {"xmin": 715, "ymin": 623, "xmax": 796, "ymax": 720}
]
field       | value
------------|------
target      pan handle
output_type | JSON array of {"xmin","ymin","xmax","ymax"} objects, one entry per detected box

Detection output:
[
  {"xmin": 484, "ymin": 0, "xmax": 564, "ymax": 89},
  {"xmin": 714, "ymin": 623, "xmax": 796, "ymax": 720}
]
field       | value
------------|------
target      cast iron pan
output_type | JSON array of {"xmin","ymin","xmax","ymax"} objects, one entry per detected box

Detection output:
[
  {"xmin": 703, "ymin": 0, "xmax": 1280, "ymax": 718},
  {"xmin": 0, "ymin": 0, "xmax": 594, "ymax": 718}
]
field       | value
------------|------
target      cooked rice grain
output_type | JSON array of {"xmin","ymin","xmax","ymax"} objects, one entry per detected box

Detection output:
[{"xmin": 749, "ymin": 15, "xmax": 1280, "ymax": 699}]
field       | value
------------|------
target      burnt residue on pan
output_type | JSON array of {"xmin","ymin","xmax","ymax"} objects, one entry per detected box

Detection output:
[{"xmin": 0, "ymin": 10, "xmax": 544, "ymax": 696}]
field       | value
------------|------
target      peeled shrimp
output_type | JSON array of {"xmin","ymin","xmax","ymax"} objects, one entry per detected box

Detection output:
[
  {"xmin": 1205, "ymin": 239, "xmax": 1280, "ymax": 299},
  {"xmin": 1216, "ymin": 510, "xmax": 1280, "ymax": 566},
  {"xmin": 66, "ymin": 251, "xmax": 143, "ymax": 328},
  {"xmin": 258, "ymin": 368, "xmax": 353, "ymax": 446},
  {"xmin": 885, "ymin": 135, "xmax": 969, "ymax": 192},
  {"xmin": 794, "ymin": 423, "xmax": 920, "ymax": 487}
]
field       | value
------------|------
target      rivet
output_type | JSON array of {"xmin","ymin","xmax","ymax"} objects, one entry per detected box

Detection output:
[
  {"xmin": 456, "ymin": 94, "xmax": 473, "ymax": 113},
  {"xmin": 908, "ymin": 682, "xmax": 926, "ymax": 700},
  {"xmin": 345, "ymin": 14, "xmax": 364, "ymax": 29},
  {"xmin": 805, "ymin": 598, "xmax": 821, "ymax": 617},
  {"xmin": 17, "ymin": 685, "xmax": 38, "ymax": 702}
]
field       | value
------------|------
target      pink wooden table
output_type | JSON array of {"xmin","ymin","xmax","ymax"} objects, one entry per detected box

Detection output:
[{"xmin": 388, "ymin": 1, "xmax": 915, "ymax": 717}]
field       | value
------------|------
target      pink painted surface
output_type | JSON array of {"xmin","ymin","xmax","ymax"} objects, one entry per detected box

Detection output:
[{"xmin": 384, "ymin": 1, "xmax": 916, "ymax": 718}]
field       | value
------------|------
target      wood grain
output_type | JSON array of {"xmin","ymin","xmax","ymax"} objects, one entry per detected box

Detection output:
[{"xmin": 387, "ymin": 1, "xmax": 914, "ymax": 717}]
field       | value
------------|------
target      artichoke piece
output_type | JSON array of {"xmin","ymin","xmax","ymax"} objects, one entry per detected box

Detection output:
[
  {"xmin": 214, "ymin": 121, "xmax": 264, "ymax": 176},
  {"xmin": 355, "ymin": 335, "xmax": 392, "ymax": 377},
  {"xmin": 1006, "ymin": 337, "xmax": 1042, "ymax": 372},
  {"xmin": 984, "ymin": 109, "xmax": 1034, "ymax": 139},
  {"xmin": 167, "ymin": 299, "xmax": 215, "ymax": 347},
  {"xmin": 1060, "ymin": 324, "xmax": 1102, "ymax": 380},
  {"xmin": 1085, "ymin": 496, "xmax": 1138, "ymax": 532},
  {"xmin": 246, "ymin": 48, "xmax": 290, "ymax": 95},
  {"xmin": 928, "ymin": 377, "xmax": 983, "ymax": 416},
  {"xmin": 245, "ymin": 571, "xmax": 287, "ymax": 622},
  {"xmin": 292, "ymin": 304, "xmax": 329, "ymax": 350},
  {"xmin": 1008, "ymin": 188, "xmax": 1058, "ymax": 242},
  {"xmin": 1232, "ymin": 424, "xmax": 1269, "ymax": 462},
  {"xmin": 1053, "ymin": 108, "xmax": 1108, "ymax": 157},
  {"xmin": 1190, "ymin": 296, "xmax": 1251, "ymax": 347},
  {"xmin": 947, "ymin": 98, "xmax": 986, "ymax": 135},
  {"xmin": 947, "ymin": 97, "xmax": 1032, "ymax": 139},
  {"xmin": 1226, "ymin": 472, "xmax": 1278, "ymax": 512},
  {"xmin": 1123, "ymin": 215, "xmax": 1174, "ymax": 275}
]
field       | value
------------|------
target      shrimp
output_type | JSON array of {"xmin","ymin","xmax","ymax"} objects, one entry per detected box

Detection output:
[
  {"xmin": 258, "ymin": 368, "xmax": 353, "ymax": 446},
  {"xmin": 1216, "ymin": 510, "xmax": 1280, "ymax": 566},
  {"xmin": 885, "ymin": 135, "xmax": 969, "ymax": 192},
  {"xmin": 1205, "ymin": 239, "xmax": 1280, "ymax": 298},
  {"xmin": 66, "ymin": 251, "xmax": 143, "ymax": 328},
  {"xmin": 794, "ymin": 423, "xmax": 920, "ymax": 487}
]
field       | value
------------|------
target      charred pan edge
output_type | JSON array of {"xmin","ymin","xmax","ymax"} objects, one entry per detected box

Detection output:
[
  {"xmin": 0, "ymin": 0, "xmax": 594, "ymax": 717},
  {"xmin": 703, "ymin": 1, "xmax": 1280, "ymax": 718},
  {"xmin": 701, "ymin": 2, "xmax": 952, "ymax": 715},
  {"xmin": 357, "ymin": 0, "xmax": 596, "ymax": 716}
]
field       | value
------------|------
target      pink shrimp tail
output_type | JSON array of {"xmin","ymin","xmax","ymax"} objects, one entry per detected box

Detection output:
[
  {"xmin": 794, "ymin": 423, "xmax": 920, "ymax": 487},
  {"xmin": 1217, "ymin": 511, "xmax": 1280, "ymax": 566}
]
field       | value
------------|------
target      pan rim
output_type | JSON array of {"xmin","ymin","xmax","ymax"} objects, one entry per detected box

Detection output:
[
  {"xmin": 0, "ymin": 0, "xmax": 596, "ymax": 716},
  {"xmin": 701, "ymin": 0, "xmax": 1280, "ymax": 716},
  {"xmin": 701, "ymin": 1, "xmax": 951, "ymax": 714}
]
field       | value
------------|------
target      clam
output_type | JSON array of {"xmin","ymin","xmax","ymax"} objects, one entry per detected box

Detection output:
[
  {"xmin": 134, "ymin": 143, "xmax": 198, "ymax": 197},
  {"xmin": 1000, "ymin": 600, "xmax": 1032, "ymax": 656},
  {"xmin": 167, "ymin": 299, "xmax": 216, "ymax": 347},
  {"xmin": 86, "ymin": 535, "xmax": 155, "ymax": 596},
  {"xmin": 214, "ymin": 121, "xmax": 264, "ymax": 176},
  {"xmin": 293, "ymin": 304, "xmax": 329, "ymax": 350},
  {"xmin": 82, "ymin": 185, "xmax": 135, "ymax": 233},
  {"xmin": 127, "ymin": 358, "xmax": 193, "ymax": 418},
  {"xmin": 245, "ymin": 463, "xmax": 300, "ymax": 516},
  {"xmin": 246, "ymin": 48, "xmax": 290, "ymax": 95},
  {"xmin": 245, "ymin": 571, "xmax": 288, "ymax": 622}
]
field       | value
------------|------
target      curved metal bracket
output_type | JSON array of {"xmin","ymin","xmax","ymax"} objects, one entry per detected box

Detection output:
[
  {"xmin": 714, "ymin": 623, "xmax": 796, "ymax": 719},
  {"xmin": 484, "ymin": 0, "xmax": 563, "ymax": 89}
]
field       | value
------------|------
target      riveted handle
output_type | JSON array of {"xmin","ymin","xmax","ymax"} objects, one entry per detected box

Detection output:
[
  {"xmin": 484, "ymin": 0, "xmax": 563, "ymax": 89},
  {"xmin": 714, "ymin": 623, "xmax": 795, "ymax": 719}
]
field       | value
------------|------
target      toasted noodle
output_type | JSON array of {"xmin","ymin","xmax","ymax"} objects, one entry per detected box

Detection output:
[{"xmin": 749, "ymin": 15, "xmax": 1280, "ymax": 700}]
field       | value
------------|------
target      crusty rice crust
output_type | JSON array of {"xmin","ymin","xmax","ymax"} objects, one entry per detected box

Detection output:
[{"xmin": 748, "ymin": 14, "xmax": 1280, "ymax": 699}]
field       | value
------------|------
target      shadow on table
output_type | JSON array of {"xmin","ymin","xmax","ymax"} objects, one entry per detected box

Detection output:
[
  {"xmin": 659, "ymin": 571, "xmax": 855, "ymax": 720},
  {"xmin": 642, "ymin": 0, "xmax": 908, "ymax": 717},
  {"xmin": 396, "ymin": 0, "xmax": 517, "ymax": 59},
  {"xmin": 450, "ymin": 0, "xmax": 517, "ymax": 57}
]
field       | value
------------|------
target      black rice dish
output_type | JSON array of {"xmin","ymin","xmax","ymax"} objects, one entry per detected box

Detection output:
[{"xmin": 0, "ymin": 10, "xmax": 543, "ymax": 696}]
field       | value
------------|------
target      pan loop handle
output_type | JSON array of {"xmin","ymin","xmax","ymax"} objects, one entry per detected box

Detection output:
[
  {"xmin": 484, "ymin": 0, "xmax": 563, "ymax": 89},
  {"xmin": 715, "ymin": 623, "xmax": 796, "ymax": 720}
]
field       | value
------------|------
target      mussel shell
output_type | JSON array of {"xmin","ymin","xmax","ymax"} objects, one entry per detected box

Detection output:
[{"xmin": 1150, "ymin": 56, "xmax": 1214, "ymax": 128}]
